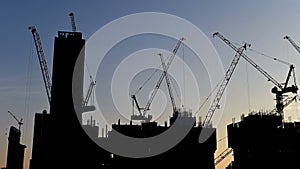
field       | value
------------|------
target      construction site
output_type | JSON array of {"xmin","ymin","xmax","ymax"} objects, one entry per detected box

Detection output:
[{"xmin": 2, "ymin": 9, "xmax": 300, "ymax": 169}]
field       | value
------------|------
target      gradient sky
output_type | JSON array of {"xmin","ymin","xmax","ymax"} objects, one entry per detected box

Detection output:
[{"xmin": 1, "ymin": 1, "xmax": 300, "ymax": 169}]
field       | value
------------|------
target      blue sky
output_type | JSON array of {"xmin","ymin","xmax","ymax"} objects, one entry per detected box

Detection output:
[{"xmin": 1, "ymin": 1, "xmax": 300, "ymax": 169}]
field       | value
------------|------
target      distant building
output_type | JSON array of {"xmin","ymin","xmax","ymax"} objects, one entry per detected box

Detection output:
[
  {"xmin": 226, "ymin": 113, "xmax": 300, "ymax": 169},
  {"xmin": 3, "ymin": 126, "xmax": 26, "ymax": 169}
]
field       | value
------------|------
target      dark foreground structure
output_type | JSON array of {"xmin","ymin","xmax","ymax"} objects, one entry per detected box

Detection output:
[
  {"xmin": 2, "ymin": 126, "xmax": 26, "ymax": 169},
  {"xmin": 29, "ymin": 28, "xmax": 217, "ymax": 169},
  {"xmin": 107, "ymin": 113, "xmax": 216, "ymax": 168},
  {"xmin": 226, "ymin": 113, "xmax": 300, "ymax": 169}
]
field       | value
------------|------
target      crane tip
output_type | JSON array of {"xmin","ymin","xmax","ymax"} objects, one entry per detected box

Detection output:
[{"xmin": 213, "ymin": 32, "xmax": 219, "ymax": 37}]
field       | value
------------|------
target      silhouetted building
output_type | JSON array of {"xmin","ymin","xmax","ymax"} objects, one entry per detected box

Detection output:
[
  {"xmin": 226, "ymin": 113, "xmax": 300, "ymax": 169},
  {"xmin": 3, "ymin": 126, "xmax": 26, "ymax": 169},
  {"xmin": 107, "ymin": 113, "xmax": 217, "ymax": 168},
  {"xmin": 29, "ymin": 110, "xmax": 51, "ymax": 169},
  {"xmin": 30, "ymin": 31, "xmax": 109, "ymax": 169}
]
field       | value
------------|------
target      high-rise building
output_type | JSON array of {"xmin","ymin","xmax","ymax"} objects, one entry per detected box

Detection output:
[{"xmin": 30, "ymin": 31, "xmax": 108, "ymax": 169}]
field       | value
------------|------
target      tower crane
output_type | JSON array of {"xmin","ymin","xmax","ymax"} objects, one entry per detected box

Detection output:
[
  {"xmin": 284, "ymin": 36, "xmax": 300, "ymax": 54},
  {"xmin": 8, "ymin": 111, "xmax": 23, "ymax": 131},
  {"xmin": 131, "ymin": 37, "xmax": 185, "ymax": 122},
  {"xmin": 213, "ymin": 32, "xmax": 298, "ymax": 119},
  {"xmin": 201, "ymin": 42, "xmax": 249, "ymax": 127},
  {"xmin": 28, "ymin": 26, "xmax": 52, "ymax": 104},
  {"xmin": 69, "ymin": 12, "xmax": 77, "ymax": 32}
]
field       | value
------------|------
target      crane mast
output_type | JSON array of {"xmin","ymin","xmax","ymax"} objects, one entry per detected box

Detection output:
[
  {"xmin": 202, "ymin": 43, "xmax": 249, "ymax": 127},
  {"xmin": 159, "ymin": 53, "xmax": 177, "ymax": 114},
  {"xmin": 213, "ymin": 32, "xmax": 298, "ymax": 118},
  {"xmin": 284, "ymin": 36, "xmax": 300, "ymax": 54},
  {"xmin": 69, "ymin": 12, "xmax": 77, "ymax": 32},
  {"xmin": 28, "ymin": 26, "xmax": 52, "ymax": 104}
]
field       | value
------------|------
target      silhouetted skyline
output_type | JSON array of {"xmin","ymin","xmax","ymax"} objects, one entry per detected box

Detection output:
[{"xmin": 1, "ymin": 1, "xmax": 300, "ymax": 169}]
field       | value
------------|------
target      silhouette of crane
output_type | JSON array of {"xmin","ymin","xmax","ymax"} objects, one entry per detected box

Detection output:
[
  {"xmin": 29, "ymin": 14, "xmax": 96, "ymax": 113},
  {"xmin": 82, "ymin": 75, "xmax": 96, "ymax": 108},
  {"xmin": 213, "ymin": 32, "xmax": 298, "ymax": 120},
  {"xmin": 284, "ymin": 36, "xmax": 300, "ymax": 54},
  {"xmin": 131, "ymin": 37, "xmax": 185, "ymax": 122},
  {"xmin": 28, "ymin": 26, "xmax": 52, "ymax": 104},
  {"xmin": 8, "ymin": 111, "xmax": 23, "ymax": 131},
  {"xmin": 201, "ymin": 42, "xmax": 249, "ymax": 127},
  {"xmin": 69, "ymin": 12, "xmax": 77, "ymax": 32},
  {"xmin": 159, "ymin": 53, "xmax": 177, "ymax": 114}
]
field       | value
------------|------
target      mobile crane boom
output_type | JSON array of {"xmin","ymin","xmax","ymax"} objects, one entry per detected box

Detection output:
[
  {"xmin": 202, "ymin": 43, "xmax": 249, "ymax": 127},
  {"xmin": 28, "ymin": 26, "xmax": 52, "ymax": 104},
  {"xmin": 143, "ymin": 37, "xmax": 185, "ymax": 114},
  {"xmin": 284, "ymin": 36, "xmax": 300, "ymax": 54},
  {"xmin": 159, "ymin": 53, "xmax": 177, "ymax": 113},
  {"xmin": 131, "ymin": 38, "xmax": 184, "ymax": 122}
]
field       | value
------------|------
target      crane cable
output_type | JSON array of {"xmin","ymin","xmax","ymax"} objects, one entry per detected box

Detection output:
[
  {"xmin": 133, "ymin": 39, "xmax": 184, "ymax": 96},
  {"xmin": 285, "ymin": 41, "xmax": 300, "ymax": 120},
  {"xmin": 217, "ymin": 135, "xmax": 228, "ymax": 143},
  {"xmin": 133, "ymin": 69, "xmax": 160, "ymax": 96},
  {"xmin": 232, "ymin": 41, "xmax": 291, "ymax": 66},
  {"xmin": 195, "ymin": 38, "xmax": 223, "ymax": 118},
  {"xmin": 196, "ymin": 78, "xmax": 222, "ymax": 115},
  {"xmin": 245, "ymin": 49, "xmax": 252, "ymax": 113},
  {"xmin": 166, "ymin": 43, "xmax": 185, "ymax": 107},
  {"xmin": 182, "ymin": 42, "xmax": 186, "ymax": 107},
  {"xmin": 23, "ymin": 38, "xmax": 34, "ymax": 144},
  {"xmin": 170, "ymin": 76, "xmax": 181, "ymax": 105},
  {"xmin": 248, "ymin": 48, "xmax": 291, "ymax": 66}
]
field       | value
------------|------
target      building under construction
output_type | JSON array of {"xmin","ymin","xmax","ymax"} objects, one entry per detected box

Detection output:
[
  {"xmin": 28, "ymin": 15, "xmax": 217, "ymax": 169},
  {"xmin": 106, "ymin": 111, "xmax": 216, "ymax": 168},
  {"xmin": 226, "ymin": 113, "xmax": 300, "ymax": 169},
  {"xmin": 208, "ymin": 32, "xmax": 300, "ymax": 169}
]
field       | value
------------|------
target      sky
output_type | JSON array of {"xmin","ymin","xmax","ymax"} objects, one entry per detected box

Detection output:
[{"xmin": 1, "ymin": 1, "xmax": 300, "ymax": 169}]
